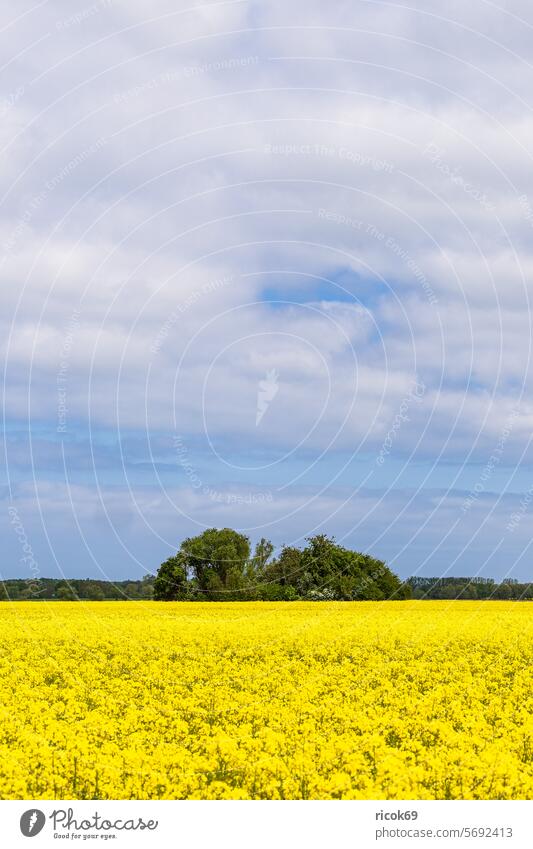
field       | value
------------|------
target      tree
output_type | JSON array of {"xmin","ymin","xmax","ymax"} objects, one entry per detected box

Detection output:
[
  {"xmin": 56, "ymin": 584, "xmax": 77, "ymax": 600},
  {"xmin": 154, "ymin": 529, "xmax": 408, "ymax": 601},
  {"xmin": 494, "ymin": 582, "xmax": 513, "ymax": 600},
  {"xmin": 251, "ymin": 538, "xmax": 275, "ymax": 573},
  {"xmin": 262, "ymin": 545, "xmax": 301, "ymax": 586},
  {"xmin": 266, "ymin": 535, "xmax": 406, "ymax": 601},
  {"xmin": 85, "ymin": 582, "xmax": 105, "ymax": 601},
  {"xmin": 257, "ymin": 544, "xmax": 302, "ymax": 599},
  {"xmin": 155, "ymin": 529, "xmax": 251, "ymax": 600},
  {"xmin": 153, "ymin": 555, "xmax": 188, "ymax": 601},
  {"xmin": 141, "ymin": 575, "xmax": 155, "ymax": 599}
]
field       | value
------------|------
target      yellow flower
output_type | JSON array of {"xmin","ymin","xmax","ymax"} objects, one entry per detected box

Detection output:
[{"xmin": 0, "ymin": 600, "xmax": 532, "ymax": 799}]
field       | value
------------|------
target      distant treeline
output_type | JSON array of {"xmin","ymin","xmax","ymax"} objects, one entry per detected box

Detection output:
[
  {"xmin": 408, "ymin": 576, "xmax": 533, "ymax": 600},
  {"xmin": 0, "ymin": 577, "xmax": 154, "ymax": 601},
  {"xmin": 2, "ymin": 570, "xmax": 532, "ymax": 602}
]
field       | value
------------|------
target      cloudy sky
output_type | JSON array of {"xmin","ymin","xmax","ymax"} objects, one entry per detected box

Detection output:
[{"xmin": 2, "ymin": 0, "xmax": 533, "ymax": 581}]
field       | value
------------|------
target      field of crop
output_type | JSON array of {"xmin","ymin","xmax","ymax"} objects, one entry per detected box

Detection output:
[{"xmin": 0, "ymin": 601, "xmax": 532, "ymax": 799}]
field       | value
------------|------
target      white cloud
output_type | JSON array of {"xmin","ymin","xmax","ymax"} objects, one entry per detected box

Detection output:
[{"xmin": 3, "ymin": 0, "xmax": 533, "ymax": 574}]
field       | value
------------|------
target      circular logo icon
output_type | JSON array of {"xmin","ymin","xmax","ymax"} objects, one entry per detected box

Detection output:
[{"xmin": 20, "ymin": 810, "xmax": 46, "ymax": 837}]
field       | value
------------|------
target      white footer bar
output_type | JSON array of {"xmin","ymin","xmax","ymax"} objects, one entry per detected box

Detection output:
[{"xmin": 1, "ymin": 800, "xmax": 530, "ymax": 848}]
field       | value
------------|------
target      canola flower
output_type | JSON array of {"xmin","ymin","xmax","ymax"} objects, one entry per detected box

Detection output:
[{"xmin": 0, "ymin": 600, "xmax": 532, "ymax": 800}]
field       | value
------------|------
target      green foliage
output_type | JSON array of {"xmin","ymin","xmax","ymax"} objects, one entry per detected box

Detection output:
[
  {"xmin": 155, "ymin": 528, "xmax": 251, "ymax": 600},
  {"xmin": 261, "ymin": 545, "xmax": 302, "ymax": 588},
  {"xmin": 253, "ymin": 582, "xmax": 299, "ymax": 601},
  {"xmin": 153, "ymin": 555, "xmax": 188, "ymax": 601},
  {"xmin": 154, "ymin": 530, "xmax": 407, "ymax": 601},
  {"xmin": 1, "ymin": 563, "xmax": 530, "ymax": 602},
  {"xmin": 407, "ymin": 576, "xmax": 533, "ymax": 600},
  {"xmin": 290, "ymin": 535, "xmax": 407, "ymax": 601},
  {"xmin": 250, "ymin": 538, "xmax": 275, "ymax": 573},
  {"xmin": 0, "ymin": 577, "xmax": 155, "ymax": 601},
  {"xmin": 56, "ymin": 584, "xmax": 76, "ymax": 601}
]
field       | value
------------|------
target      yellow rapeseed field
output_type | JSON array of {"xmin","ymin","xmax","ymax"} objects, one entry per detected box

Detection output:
[{"xmin": 0, "ymin": 601, "xmax": 532, "ymax": 800}]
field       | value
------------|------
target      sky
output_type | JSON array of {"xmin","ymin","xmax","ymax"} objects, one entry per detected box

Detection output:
[{"xmin": 2, "ymin": 0, "xmax": 533, "ymax": 582}]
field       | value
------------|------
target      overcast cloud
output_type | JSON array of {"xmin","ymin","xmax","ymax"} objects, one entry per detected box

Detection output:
[{"xmin": 2, "ymin": 0, "xmax": 533, "ymax": 580}]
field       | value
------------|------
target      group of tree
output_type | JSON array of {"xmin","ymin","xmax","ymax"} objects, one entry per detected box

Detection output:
[
  {"xmin": 0, "ymin": 576, "xmax": 154, "ymax": 601},
  {"xmin": 153, "ymin": 527, "xmax": 410, "ymax": 601},
  {"xmin": 408, "ymin": 576, "xmax": 533, "ymax": 600}
]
